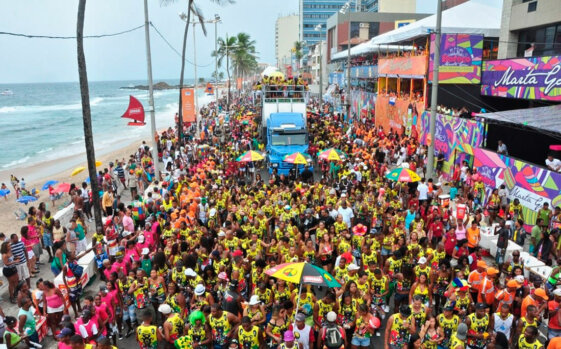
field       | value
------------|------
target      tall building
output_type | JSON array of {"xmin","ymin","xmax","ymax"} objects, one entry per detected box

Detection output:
[
  {"xmin": 498, "ymin": 0, "xmax": 561, "ymax": 59},
  {"xmin": 378, "ymin": 0, "xmax": 415, "ymax": 13},
  {"xmin": 275, "ymin": 15, "xmax": 300, "ymax": 70},
  {"xmin": 362, "ymin": 0, "xmax": 378, "ymax": 12}
]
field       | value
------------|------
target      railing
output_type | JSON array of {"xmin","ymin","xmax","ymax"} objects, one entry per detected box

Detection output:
[{"xmin": 260, "ymin": 85, "xmax": 308, "ymax": 101}]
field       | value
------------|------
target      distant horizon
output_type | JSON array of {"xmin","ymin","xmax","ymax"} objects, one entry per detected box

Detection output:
[{"xmin": 0, "ymin": 77, "xmax": 209, "ymax": 85}]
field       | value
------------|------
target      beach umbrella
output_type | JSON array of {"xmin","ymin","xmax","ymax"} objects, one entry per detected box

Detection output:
[
  {"xmin": 0, "ymin": 189, "xmax": 10, "ymax": 197},
  {"xmin": 95, "ymin": 161, "xmax": 102, "ymax": 167},
  {"xmin": 17, "ymin": 196, "xmax": 37, "ymax": 205},
  {"xmin": 41, "ymin": 180, "xmax": 59, "ymax": 191},
  {"xmin": 55, "ymin": 182, "xmax": 71, "ymax": 193},
  {"xmin": 71, "ymin": 166, "xmax": 86, "ymax": 176},
  {"xmin": 283, "ymin": 152, "xmax": 309, "ymax": 165},
  {"xmin": 266, "ymin": 262, "xmax": 340, "ymax": 317},
  {"xmin": 385, "ymin": 168, "xmax": 421, "ymax": 183},
  {"xmin": 318, "ymin": 148, "xmax": 346, "ymax": 161},
  {"xmin": 236, "ymin": 151, "xmax": 264, "ymax": 162},
  {"xmin": 269, "ymin": 71, "xmax": 285, "ymax": 79},
  {"xmin": 352, "ymin": 224, "xmax": 367, "ymax": 236}
]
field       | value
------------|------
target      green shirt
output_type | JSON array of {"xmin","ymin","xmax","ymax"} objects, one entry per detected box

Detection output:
[
  {"xmin": 531, "ymin": 225, "xmax": 541, "ymax": 246},
  {"xmin": 75, "ymin": 223, "xmax": 86, "ymax": 241},
  {"xmin": 141, "ymin": 258, "xmax": 152, "ymax": 276}
]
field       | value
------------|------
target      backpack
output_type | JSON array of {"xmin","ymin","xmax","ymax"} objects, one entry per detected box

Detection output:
[{"xmin": 324, "ymin": 325, "xmax": 344, "ymax": 348}]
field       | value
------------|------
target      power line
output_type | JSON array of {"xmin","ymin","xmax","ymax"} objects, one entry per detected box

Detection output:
[
  {"xmin": 0, "ymin": 24, "xmax": 144, "ymax": 39},
  {"xmin": 150, "ymin": 22, "xmax": 212, "ymax": 68}
]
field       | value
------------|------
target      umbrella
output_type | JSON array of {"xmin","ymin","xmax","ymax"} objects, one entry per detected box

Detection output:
[
  {"xmin": 269, "ymin": 71, "xmax": 285, "ymax": 79},
  {"xmin": 455, "ymin": 143, "xmax": 475, "ymax": 155},
  {"xmin": 352, "ymin": 224, "xmax": 367, "ymax": 236},
  {"xmin": 41, "ymin": 180, "xmax": 59, "ymax": 191},
  {"xmin": 385, "ymin": 168, "xmax": 421, "ymax": 183},
  {"xmin": 95, "ymin": 160, "xmax": 102, "ymax": 167},
  {"xmin": 17, "ymin": 196, "xmax": 37, "ymax": 204},
  {"xmin": 318, "ymin": 148, "xmax": 346, "ymax": 161},
  {"xmin": 283, "ymin": 152, "xmax": 309, "ymax": 165},
  {"xmin": 0, "ymin": 189, "xmax": 10, "ymax": 197},
  {"xmin": 55, "ymin": 182, "xmax": 71, "ymax": 193},
  {"xmin": 266, "ymin": 262, "xmax": 340, "ymax": 317},
  {"xmin": 71, "ymin": 166, "xmax": 86, "ymax": 176},
  {"xmin": 236, "ymin": 151, "xmax": 264, "ymax": 162}
]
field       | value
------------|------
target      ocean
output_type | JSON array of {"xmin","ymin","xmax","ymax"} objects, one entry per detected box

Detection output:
[{"xmin": 0, "ymin": 80, "xmax": 208, "ymax": 170}]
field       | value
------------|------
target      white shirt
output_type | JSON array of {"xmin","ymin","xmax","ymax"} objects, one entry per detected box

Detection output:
[
  {"xmin": 546, "ymin": 158, "xmax": 561, "ymax": 171},
  {"xmin": 337, "ymin": 206, "xmax": 354, "ymax": 226},
  {"xmin": 78, "ymin": 320, "xmax": 98, "ymax": 338},
  {"xmin": 417, "ymin": 183, "xmax": 429, "ymax": 200}
]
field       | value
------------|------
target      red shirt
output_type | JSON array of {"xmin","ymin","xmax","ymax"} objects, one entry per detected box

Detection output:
[
  {"xmin": 429, "ymin": 221, "xmax": 444, "ymax": 238},
  {"xmin": 549, "ymin": 300, "xmax": 561, "ymax": 330}
]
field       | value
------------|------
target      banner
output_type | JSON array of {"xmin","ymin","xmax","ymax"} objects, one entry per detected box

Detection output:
[
  {"xmin": 236, "ymin": 78, "xmax": 242, "ymax": 90},
  {"xmin": 481, "ymin": 55, "xmax": 561, "ymax": 101},
  {"xmin": 350, "ymin": 90, "xmax": 376, "ymax": 117},
  {"xmin": 473, "ymin": 148, "xmax": 561, "ymax": 227},
  {"xmin": 205, "ymin": 83, "xmax": 214, "ymax": 95},
  {"xmin": 378, "ymin": 55, "xmax": 427, "ymax": 78},
  {"xmin": 181, "ymin": 88, "xmax": 196, "ymax": 123},
  {"xmin": 428, "ymin": 33, "xmax": 483, "ymax": 84},
  {"xmin": 375, "ymin": 96, "xmax": 424, "ymax": 134},
  {"xmin": 329, "ymin": 72, "xmax": 345, "ymax": 85},
  {"xmin": 351, "ymin": 65, "xmax": 377, "ymax": 79},
  {"xmin": 418, "ymin": 111, "xmax": 486, "ymax": 176}
]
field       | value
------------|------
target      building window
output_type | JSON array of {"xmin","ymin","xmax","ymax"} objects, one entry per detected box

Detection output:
[
  {"xmin": 527, "ymin": 1, "xmax": 537, "ymax": 12},
  {"xmin": 517, "ymin": 22, "xmax": 561, "ymax": 57}
]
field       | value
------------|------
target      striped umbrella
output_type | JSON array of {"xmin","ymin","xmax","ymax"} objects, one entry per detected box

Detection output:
[
  {"xmin": 283, "ymin": 152, "xmax": 309, "ymax": 165},
  {"xmin": 236, "ymin": 151, "xmax": 264, "ymax": 162},
  {"xmin": 318, "ymin": 148, "xmax": 346, "ymax": 161},
  {"xmin": 385, "ymin": 168, "xmax": 421, "ymax": 183}
]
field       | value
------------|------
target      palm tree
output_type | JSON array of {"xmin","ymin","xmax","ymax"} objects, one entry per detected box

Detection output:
[
  {"xmin": 213, "ymin": 34, "xmax": 238, "ymax": 110},
  {"xmin": 160, "ymin": 0, "xmax": 234, "ymax": 140},
  {"xmin": 76, "ymin": 0, "xmax": 102, "ymax": 228},
  {"xmin": 231, "ymin": 33, "xmax": 258, "ymax": 83},
  {"xmin": 293, "ymin": 41, "xmax": 304, "ymax": 71}
]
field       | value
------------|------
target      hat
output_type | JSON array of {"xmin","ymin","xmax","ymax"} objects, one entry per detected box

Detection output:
[
  {"xmin": 56, "ymin": 327, "xmax": 73, "ymax": 338},
  {"xmin": 141, "ymin": 248, "xmax": 150, "ymax": 255},
  {"xmin": 122, "ymin": 230, "xmax": 132, "ymax": 237},
  {"xmin": 249, "ymin": 295, "xmax": 261, "ymax": 306},
  {"xmin": 138, "ymin": 235, "xmax": 145, "ymax": 243},
  {"xmin": 341, "ymin": 193, "xmax": 347, "ymax": 198},
  {"xmin": 295, "ymin": 313, "xmax": 306, "ymax": 322},
  {"xmin": 477, "ymin": 260, "xmax": 487, "ymax": 268},
  {"xmin": 475, "ymin": 303, "xmax": 487, "ymax": 310},
  {"xmin": 283, "ymin": 330, "xmax": 295, "ymax": 342},
  {"xmin": 232, "ymin": 250, "xmax": 243, "ymax": 258},
  {"xmin": 329, "ymin": 189, "xmax": 336, "ymax": 195},
  {"xmin": 218, "ymin": 272, "xmax": 229, "ymax": 280},
  {"xmin": 348, "ymin": 263, "xmax": 360, "ymax": 271},
  {"xmin": 218, "ymin": 231, "xmax": 226, "ymax": 237},
  {"xmin": 514, "ymin": 275, "xmax": 525, "ymax": 284},
  {"xmin": 487, "ymin": 267, "xmax": 499, "ymax": 276},
  {"xmin": 326, "ymin": 311, "xmax": 337, "ymax": 322},
  {"xmin": 284, "ymin": 205, "xmax": 291, "ymax": 210},
  {"xmin": 553, "ymin": 289, "xmax": 561, "ymax": 297},
  {"xmin": 456, "ymin": 323, "xmax": 468, "ymax": 341},
  {"xmin": 184, "ymin": 268, "xmax": 197, "ymax": 277},
  {"xmin": 194, "ymin": 284, "xmax": 205, "ymax": 296},
  {"xmin": 507, "ymin": 279, "xmax": 521, "ymax": 288},
  {"xmin": 535, "ymin": 288, "xmax": 549, "ymax": 300},
  {"xmin": 418, "ymin": 257, "xmax": 427, "ymax": 264},
  {"xmin": 158, "ymin": 303, "xmax": 172, "ymax": 314}
]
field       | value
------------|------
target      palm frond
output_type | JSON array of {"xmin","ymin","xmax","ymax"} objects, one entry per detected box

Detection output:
[{"xmin": 190, "ymin": 2, "xmax": 208, "ymax": 36}]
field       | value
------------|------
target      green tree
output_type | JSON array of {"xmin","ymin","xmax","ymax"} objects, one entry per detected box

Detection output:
[
  {"xmin": 231, "ymin": 32, "xmax": 258, "ymax": 81},
  {"xmin": 213, "ymin": 34, "xmax": 238, "ymax": 110},
  {"xmin": 293, "ymin": 41, "xmax": 304, "ymax": 71}
]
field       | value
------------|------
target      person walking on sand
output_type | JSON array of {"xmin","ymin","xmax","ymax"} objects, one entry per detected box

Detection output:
[
  {"xmin": 102, "ymin": 186, "xmax": 114, "ymax": 217},
  {"xmin": 10, "ymin": 234, "xmax": 30, "ymax": 288}
]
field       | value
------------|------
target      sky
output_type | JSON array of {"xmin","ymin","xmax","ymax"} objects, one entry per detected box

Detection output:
[{"xmin": 0, "ymin": 0, "xmax": 299, "ymax": 83}]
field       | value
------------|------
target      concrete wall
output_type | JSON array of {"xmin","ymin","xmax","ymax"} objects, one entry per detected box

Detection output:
[
  {"xmin": 509, "ymin": 0, "xmax": 561, "ymax": 31},
  {"xmin": 378, "ymin": 0, "xmax": 416, "ymax": 13},
  {"xmin": 276, "ymin": 15, "xmax": 300, "ymax": 69},
  {"xmin": 498, "ymin": 0, "xmax": 518, "ymax": 59}
]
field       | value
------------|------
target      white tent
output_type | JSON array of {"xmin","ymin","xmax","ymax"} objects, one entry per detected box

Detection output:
[
  {"xmin": 331, "ymin": 0, "xmax": 502, "ymax": 60},
  {"xmin": 331, "ymin": 44, "xmax": 414, "ymax": 61},
  {"xmin": 261, "ymin": 66, "xmax": 279, "ymax": 77}
]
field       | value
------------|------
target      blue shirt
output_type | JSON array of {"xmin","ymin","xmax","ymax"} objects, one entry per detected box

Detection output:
[{"xmin": 449, "ymin": 187, "xmax": 458, "ymax": 200}]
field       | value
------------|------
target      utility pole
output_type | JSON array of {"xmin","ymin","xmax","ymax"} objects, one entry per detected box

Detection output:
[
  {"xmin": 192, "ymin": 21, "xmax": 199, "ymax": 136},
  {"xmin": 214, "ymin": 14, "xmax": 220, "ymax": 105},
  {"xmin": 143, "ymin": 0, "xmax": 159, "ymax": 179},
  {"xmin": 427, "ymin": 0, "xmax": 443, "ymax": 180},
  {"xmin": 340, "ymin": 2, "xmax": 352, "ymax": 122},
  {"xmin": 314, "ymin": 24, "xmax": 323, "ymax": 111}
]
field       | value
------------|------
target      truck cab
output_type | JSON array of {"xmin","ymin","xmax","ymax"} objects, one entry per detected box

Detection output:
[{"xmin": 266, "ymin": 112, "xmax": 311, "ymax": 175}]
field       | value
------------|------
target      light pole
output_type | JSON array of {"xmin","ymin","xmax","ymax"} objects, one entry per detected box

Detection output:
[
  {"xmin": 427, "ymin": 0, "xmax": 443, "ymax": 180},
  {"xmin": 143, "ymin": 0, "xmax": 159, "ymax": 178},
  {"xmin": 214, "ymin": 14, "xmax": 221, "ymax": 105},
  {"xmin": 340, "ymin": 2, "xmax": 352, "ymax": 122},
  {"xmin": 314, "ymin": 24, "xmax": 323, "ymax": 111}
]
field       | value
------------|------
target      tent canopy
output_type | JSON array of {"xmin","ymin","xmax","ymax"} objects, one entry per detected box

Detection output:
[
  {"xmin": 476, "ymin": 104, "xmax": 561, "ymax": 136},
  {"xmin": 331, "ymin": 44, "xmax": 414, "ymax": 61},
  {"xmin": 332, "ymin": 0, "xmax": 502, "ymax": 60}
]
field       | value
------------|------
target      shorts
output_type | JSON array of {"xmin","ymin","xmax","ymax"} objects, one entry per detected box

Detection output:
[
  {"xmin": 549, "ymin": 328, "xmax": 561, "ymax": 340},
  {"xmin": 27, "ymin": 250, "xmax": 35, "ymax": 260},
  {"xmin": 43, "ymin": 232, "xmax": 53, "ymax": 247},
  {"xmin": 15, "ymin": 263, "xmax": 30, "ymax": 281},
  {"xmin": 351, "ymin": 336, "xmax": 371, "ymax": 346},
  {"xmin": 76, "ymin": 239, "xmax": 88, "ymax": 254},
  {"xmin": 3, "ymin": 266, "xmax": 17, "ymax": 278},
  {"xmin": 69, "ymin": 285, "xmax": 83, "ymax": 302},
  {"xmin": 123, "ymin": 304, "xmax": 137, "ymax": 322},
  {"xmin": 32, "ymin": 243, "xmax": 42, "ymax": 258}
]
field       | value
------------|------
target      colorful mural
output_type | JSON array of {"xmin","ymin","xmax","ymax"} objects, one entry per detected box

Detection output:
[
  {"xmin": 481, "ymin": 55, "xmax": 561, "ymax": 101},
  {"xmin": 418, "ymin": 111, "xmax": 486, "ymax": 175},
  {"xmin": 473, "ymin": 148, "xmax": 561, "ymax": 226},
  {"xmin": 375, "ymin": 96, "xmax": 425, "ymax": 135},
  {"xmin": 428, "ymin": 34, "xmax": 483, "ymax": 84},
  {"xmin": 350, "ymin": 90, "xmax": 376, "ymax": 117}
]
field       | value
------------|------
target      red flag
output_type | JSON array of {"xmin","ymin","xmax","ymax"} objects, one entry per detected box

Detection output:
[{"xmin": 121, "ymin": 95, "xmax": 145, "ymax": 126}]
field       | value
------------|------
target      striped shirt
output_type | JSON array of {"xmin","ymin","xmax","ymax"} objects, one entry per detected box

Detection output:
[{"xmin": 10, "ymin": 240, "xmax": 27, "ymax": 264}]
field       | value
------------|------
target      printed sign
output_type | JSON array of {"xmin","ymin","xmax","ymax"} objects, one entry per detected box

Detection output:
[
  {"xmin": 378, "ymin": 55, "xmax": 427, "ymax": 78},
  {"xmin": 481, "ymin": 55, "xmax": 561, "ymax": 101},
  {"xmin": 181, "ymin": 88, "xmax": 196, "ymax": 123},
  {"xmin": 429, "ymin": 34, "xmax": 483, "ymax": 84}
]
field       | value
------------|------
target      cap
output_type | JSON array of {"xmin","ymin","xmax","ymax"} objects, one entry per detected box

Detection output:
[
  {"xmin": 418, "ymin": 257, "xmax": 427, "ymax": 264},
  {"xmin": 348, "ymin": 263, "xmax": 360, "ymax": 271},
  {"xmin": 456, "ymin": 323, "xmax": 468, "ymax": 341},
  {"xmin": 475, "ymin": 303, "xmax": 487, "ymax": 310},
  {"xmin": 141, "ymin": 248, "xmax": 150, "ymax": 255},
  {"xmin": 122, "ymin": 230, "xmax": 132, "ymax": 237},
  {"xmin": 477, "ymin": 260, "xmax": 487, "ymax": 268},
  {"xmin": 535, "ymin": 288, "xmax": 549, "ymax": 300},
  {"xmin": 56, "ymin": 327, "xmax": 74, "ymax": 338},
  {"xmin": 553, "ymin": 289, "xmax": 561, "ymax": 297},
  {"xmin": 61, "ymin": 314, "xmax": 72, "ymax": 323},
  {"xmin": 218, "ymin": 231, "xmax": 226, "ymax": 237},
  {"xmin": 295, "ymin": 313, "xmax": 306, "ymax": 322},
  {"xmin": 507, "ymin": 279, "xmax": 521, "ymax": 288},
  {"xmin": 232, "ymin": 250, "xmax": 243, "ymax": 258},
  {"xmin": 284, "ymin": 205, "xmax": 291, "ymax": 210},
  {"xmin": 514, "ymin": 275, "xmax": 525, "ymax": 284},
  {"xmin": 194, "ymin": 284, "xmax": 205, "ymax": 296},
  {"xmin": 326, "ymin": 311, "xmax": 337, "ymax": 322},
  {"xmin": 158, "ymin": 303, "xmax": 172, "ymax": 314},
  {"xmin": 283, "ymin": 330, "xmax": 295, "ymax": 342},
  {"xmin": 218, "ymin": 272, "xmax": 229, "ymax": 280},
  {"xmin": 486, "ymin": 267, "xmax": 499, "ymax": 276},
  {"xmin": 249, "ymin": 295, "xmax": 261, "ymax": 306},
  {"xmin": 184, "ymin": 268, "xmax": 197, "ymax": 277},
  {"xmin": 341, "ymin": 193, "xmax": 347, "ymax": 198}
]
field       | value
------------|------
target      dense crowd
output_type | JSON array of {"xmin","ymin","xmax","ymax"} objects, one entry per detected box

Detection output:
[{"xmin": 1, "ymin": 94, "xmax": 561, "ymax": 349}]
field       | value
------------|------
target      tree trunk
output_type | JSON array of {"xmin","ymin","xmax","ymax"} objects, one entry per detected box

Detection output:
[
  {"xmin": 177, "ymin": 0, "xmax": 193, "ymax": 141},
  {"xmin": 77, "ymin": 0, "xmax": 102, "ymax": 229}
]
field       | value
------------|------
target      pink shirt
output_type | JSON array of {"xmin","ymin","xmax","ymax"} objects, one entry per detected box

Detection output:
[{"xmin": 122, "ymin": 215, "xmax": 134, "ymax": 232}]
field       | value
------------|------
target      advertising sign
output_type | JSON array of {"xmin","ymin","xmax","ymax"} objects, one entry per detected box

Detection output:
[
  {"xmin": 395, "ymin": 19, "xmax": 416, "ymax": 29},
  {"xmin": 481, "ymin": 55, "xmax": 561, "ymax": 101},
  {"xmin": 378, "ymin": 55, "xmax": 427, "ymax": 78},
  {"xmin": 181, "ymin": 88, "xmax": 196, "ymax": 123},
  {"xmin": 429, "ymin": 33, "xmax": 483, "ymax": 84}
]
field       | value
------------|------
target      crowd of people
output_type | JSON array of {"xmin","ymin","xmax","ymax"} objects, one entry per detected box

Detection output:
[{"xmin": 1, "ymin": 92, "xmax": 560, "ymax": 349}]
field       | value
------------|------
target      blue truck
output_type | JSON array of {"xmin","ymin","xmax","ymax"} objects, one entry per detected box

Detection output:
[{"xmin": 266, "ymin": 112, "xmax": 311, "ymax": 175}]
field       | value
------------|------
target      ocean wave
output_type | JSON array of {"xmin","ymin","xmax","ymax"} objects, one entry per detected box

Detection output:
[
  {"xmin": 2, "ymin": 156, "xmax": 30, "ymax": 169},
  {"xmin": 0, "ymin": 97, "xmax": 104, "ymax": 114}
]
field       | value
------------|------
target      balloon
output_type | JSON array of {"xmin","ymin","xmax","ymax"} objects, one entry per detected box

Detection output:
[{"xmin": 369, "ymin": 316, "xmax": 381, "ymax": 329}]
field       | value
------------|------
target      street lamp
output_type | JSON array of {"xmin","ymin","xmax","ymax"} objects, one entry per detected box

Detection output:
[
  {"xmin": 314, "ymin": 24, "xmax": 323, "ymax": 111},
  {"xmin": 214, "ymin": 14, "xmax": 221, "ymax": 104},
  {"xmin": 340, "ymin": 2, "xmax": 352, "ymax": 122}
]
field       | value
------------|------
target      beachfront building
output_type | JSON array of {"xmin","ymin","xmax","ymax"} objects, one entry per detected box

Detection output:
[{"xmin": 276, "ymin": 14, "xmax": 300, "ymax": 75}]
